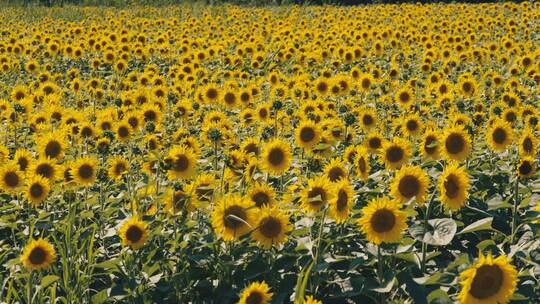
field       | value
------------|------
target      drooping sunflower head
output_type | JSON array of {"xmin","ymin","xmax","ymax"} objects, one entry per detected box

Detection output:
[
  {"xmin": 357, "ymin": 196, "xmax": 408, "ymax": 245},
  {"xmin": 118, "ymin": 216, "xmax": 149, "ymax": 250},
  {"xmin": 487, "ymin": 119, "xmax": 513, "ymax": 152},
  {"xmin": 441, "ymin": 125, "xmax": 472, "ymax": 162},
  {"xmin": 295, "ymin": 120, "xmax": 321, "ymax": 150},
  {"xmin": 70, "ymin": 156, "xmax": 99, "ymax": 187},
  {"xmin": 252, "ymin": 205, "xmax": 291, "ymax": 249},
  {"xmin": 379, "ymin": 137, "xmax": 411, "ymax": 170},
  {"xmin": 20, "ymin": 238, "xmax": 56, "ymax": 271},
  {"xmin": 438, "ymin": 163, "xmax": 470, "ymax": 210},
  {"xmin": 390, "ymin": 165, "xmax": 430, "ymax": 204},
  {"xmin": 211, "ymin": 194, "xmax": 255, "ymax": 241},
  {"xmin": 248, "ymin": 182, "xmax": 276, "ymax": 208},
  {"xmin": 301, "ymin": 176, "xmax": 334, "ymax": 213},
  {"xmin": 329, "ymin": 179, "xmax": 355, "ymax": 224},
  {"xmin": 238, "ymin": 281, "xmax": 273, "ymax": 304},
  {"xmin": 458, "ymin": 252, "xmax": 517, "ymax": 304},
  {"xmin": 0, "ymin": 162, "xmax": 23, "ymax": 193},
  {"xmin": 261, "ymin": 139, "xmax": 292, "ymax": 176}
]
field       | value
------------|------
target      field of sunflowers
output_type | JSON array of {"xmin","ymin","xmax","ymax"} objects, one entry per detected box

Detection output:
[{"xmin": 0, "ymin": 2, "xmax": 539, "ymax": 303}]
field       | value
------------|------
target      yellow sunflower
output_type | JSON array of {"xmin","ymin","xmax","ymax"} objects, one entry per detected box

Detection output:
[
  {"xmin": 323, "ymin": 158, "xmax": 347, "ymax": 183},
  {"xmin": 108, "ymin": 156, "xmax": 129, "ymax": 180},
  {"xmin": 357, "ymin": 196, "xmax": 408, "ymax": 245},
  {"xmin": 441, "ymin": 125, "xmax": 472, "ymax": 162},
  {"xmin": 13, "ymin": 149, "xmax": 33, "ymax": 172},
  {"xmin": 487, "ymin": 120, "xmax": 513, "ymax": 152},
  {"xmin": 211, "ymin": 194, "xmax": 255, "ymax": 241},
  {"xmin": 438, "ymin": 163, "xmax": 470, "ymax": 210},
  {"xmin": 118, "ymin": 216, "xmax": 149, "ymax": 250},
  {"xmin": 355, "ymin": 147, "xmax": 371, "ymax": 180},
  {"xmin": 458, "ymin": 252, "xmax": 517, "ymax": 304},
  {"xmin": 238, "ymin": 281, "xmax": 273, "ymax": 304},
  {"xmin": 329, "ymin": 179, "xmax": 355, "ymax": 224},
  {"xmin": 261, "ymin": 139, "xmax": 292, "ymax": 176},
  {"xmin": 517, "ymin": 157, "xmax": 535, "ymax": 179},
  {"xmin": 378, "ymin": 137, "xmax": 411, "ymax": 170},
  {"xmin": 295, "ymin": 120, "xmax": 321, "ymax": 150},
  {"xmin": 252, "ymin": 206, "xmax": 291, "ymax": 249},
  {"xmin": 421, "ymin": 129, "xmax": 441, "ymax": 160},
  {"xmin": 247, "ymin": 182, "xmax": 276, "ymax": 208},
  {"xmin": 0, "ymin": 162, "xmax": 23, "ymax": 193},
  {"xmin": 37, "ymin": 130, "xmax": 67, "ymax": 160},
  {"xmin": 390, "ymin": 165, "xmax": 430, "ymax": 204},
  {"xmin": 20, "ymin": 238, "xmax": 56, "ymax": 271},
  {"xmin": 518, "ymin": 129, "xmax": 537, "ymax": 157},
  {"xmin": 70, "ymin": 157, "xmax": 99, "ymax": 187},
  {"xmin": 163, "ymin": 188, "xmax": 194, "ymax": 215},
  {"xmin": 300, "ymin": 176, "xmax": 334, "ymax": 213},
  {"xmin": 166, "ymin": 146, "xmax": 197, "ymax": 180},
  {"xmin": 25, "ymin": 174, "xmax": 50, "ymax": 207},
  {"xmin": 31, "ymin": 158, "xmax": 60, "ymax": 181}
]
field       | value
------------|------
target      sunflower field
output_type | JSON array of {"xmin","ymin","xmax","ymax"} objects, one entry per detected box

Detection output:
[{"xmin": 0, "ymin": 2, "xmax": 540, "ymax": 303}]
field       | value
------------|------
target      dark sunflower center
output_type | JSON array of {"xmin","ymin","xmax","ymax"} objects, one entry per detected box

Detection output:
[
  {"xmin": 358, "ymin": 157, "xmax": 367, "ymax": 173},
  {"xmin": 224, "ymin": 205, "xmax": 247, "ymax": 230},
  {"xmin": 29, "ymin": 247, "xmax": 46, "ymax": 265},
  {"xmin": 328, "ymin": 167, "xmax": 345, "ymax": 182},
  {"xmin": 126, "ymin": 226, "xmax": 143, "ymax": 243},
  {"xmin": 30, "ymin": 183, "xmax": 44, "ymax": 198},
  {"xmin": 371, "ymin": 209, "xmax": 396, "ymax": 233},
  {"xmin": 424, "ymin": 136, "xmax": 437, "ymax": 154},
  {"xmin": 81, "ymin": 127, "xmax": 93, "ymax": 138},
  {"xmin": 144, "ymin": 111, "xmax": 157, "ymax": 121},
  {"xmin": 469, "ymin": 265, "xmax": 503, "ymax": 299},
  {"xmin": 259, "ymin": 216, "xmax": 282, "ymax": 238},
  {"xmin": 317, "ymin": 82, "xmax": 328, "ymax": 93},
  {"xmin": 252, "ymin": 191, "xmax": 270, "ymax": 207},
  {"xmin": 336, "ymin": 189, "xmax": 348, "ymax": 211},
  {"xmin": 4, "ymin": 171, "xmax": 19, "ymax": 187},
  {"xmin": 78, "ymin": 164, "xmax": 94, "ymax": 179},
  {"xmin": 445, "ymin": 133, "xmax": 465, "ymax": 154},
  {"xmin": 363, "ymin": 115, "xmax": 374, "ymax": 126},
  {"xmin": 361, "ymin": 79, "xmax": 371, "ymax": 89},
  {"xmin": 246, "ymin": 291, "xmax": 263, "ymax": 304},
  {"xmin": 307, "ymin": 187, "xmax": 326, "ymax": 207},
  {"xmin": 245, "ymin": 143, "xmax": 259, "ymax": 155},
  {"xmin": 224, "ymin": 93, "xmax": 236, "ymax": 105},
  {"xmin": 268, "ymin": 148, "xmax": 285, "ymax": 166},
  {"xmin": 386, "ymin": 146, "xmax": 404, "ymax": 163},
  {"xmin": 259, "ymin": 108, "xmax": 268, "ymax": 118},
  {"xmin": 399, "ymin": 92, "xmax": 410, "ymax": 103},
  {"xmin": 492, "ymin": 128, "xmax": 507, "ymax": 144},
  {"xmin": 523, "ymin": 138, "xmax": 533, "ymax": 153},
  {"xmin": 118, "ymin": 126, "xmax": 129, "ymax": 138},
  {"xmin": 300, "ymin": 127, "xmax": 316, "ymax": 142},
  {"xmin": 173, "ymin": 155, "xmax": 189, "ymax": 172},
  {"xmin": 444, "ymin": 175, "xmax": 460, "ymax": 199},
  {"xmin": 398, "ymin": 175, "xmax": 420, "ymax": 198},
  {"xmin": 18, "ymin": 157, "xmax": 29, "ymax": 171},
  {"xmin": 37, "ymin": 164, "xmax": 53, "ymax": 178},
  {"xmin": 45, "ymin": 141, "xmax": 61, "ymax": 158},
  {"xmin": 369, "ymin": 137, "xmax": 381, "ymax": 149},
  {"xmin": 406, "ymin": 120, "xmax": 418, "ymax": 132},
  {"xmin": 519, "ymin": 161, "xmax": 533, "ymax": 176},
  {"xmin": 462, "ymin": 82, "xmax": 472, "ymax": 93},
  {"xmin": 114, "ymin": 163, "xmax": 127, "ymax": 175}
]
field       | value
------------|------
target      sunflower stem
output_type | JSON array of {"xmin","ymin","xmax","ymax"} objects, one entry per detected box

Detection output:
[
  {"xmin": 421, "ymin": 199, "xmax": 432, "ymax": 273},
  {"xmin": 313, "ymin": 207, "xmax": 327, "ymax": 266},
  {"xmin": 377, "ymin": 245, "xmax": 383, "ymax": 285},
  {"xmin": 511, "ymin": 158, "xmax": 520, "ymax": 245}
]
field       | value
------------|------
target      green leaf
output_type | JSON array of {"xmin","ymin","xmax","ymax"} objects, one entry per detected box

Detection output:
[
  {"xmin": 40, "ymin": 275, "xmax": 59, "ymax": 289},
  {"xmin": 91, "ymin": 289, "xmax": 108, "ymax": 304},
  {"xmin": 486, "ymin": 195, "xmax": 512, "ymax": 211},
  {"xmin": 413, "ymin": 272, "xmax": 441, "ymax": 285},
  {"xmin": 372, "ymin": 277, "xmax": 395, "ymax": 293},
  {"xmin": 457, "ymin": 217, "xmax": 493, "ymax": 235},
  {"xmin": 427, "ymin": 289, "xmax": 451, "ymax": 303},
  {"xmin": 409, "ymin": 218, "xmax": 457, "ymax": 246}
]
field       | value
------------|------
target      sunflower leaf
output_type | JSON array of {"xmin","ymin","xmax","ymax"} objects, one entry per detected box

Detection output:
[{"xmin": 457, "ymin": 217, "xmax": 493, "ymax": 235}]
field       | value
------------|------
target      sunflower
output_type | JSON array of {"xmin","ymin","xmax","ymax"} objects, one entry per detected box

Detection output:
[
  {"xmin": 252, "ymin": 206, "xmax": 291, "ymax": 249},
  {"xmin": 108, "ymin": 156, "xmax": 129, "ymax": 180},
  {"xmin": 211, "ymin": 194, "xmax": 255, "ymax": 241},
  {"xmin": 458, "ymin": 252, "xmax": 517, "ymax": 304},
  {"xmin": 517, "ymin": 157, "xmax": 535, "ymax": 179},
  {"xmin": 379, "ymin": 137, "xmax": 411, "ymax": 170},
  {"xmin": 421, "ymin": 129, "xmax": 441, "ymax": 160},
  {"xmin": 37, "ymin": 131, "xmax": 67, "ymax": 160},
  {"xmin": 438, "ymin": 163, "xmax": 470, "ymax": 210},
  {"xmin": 163, "ymin": 188, "xmax": 193, "ymax": 214},
  {"xmin": 323, "ymin": 158, "xmax": 347, "ymax": 183},
  {"xmin": 359, "ymin": 109, "xmax": 377, "ymax": 130},
  {"xmin": 401, "ymin": 113, "xmax": 424, "ymax": 137},
  {"xmin": 188, "ymin": 173, "xmax": 216, "ymax": 206},
  {"xmin": 261, "ymin": 139, "xmax": 292, "ymax": 176},
  {"xmin": 20, "ymin": 238, "xmax": 56, "ymax": 271},
  {"xmin": 358, "ymin": 196, "xmax": 407, "ymax": 245},
  {"xmin": 238, "ymin": 281, "xmax": 273, "ymax": 304},
  {"xmin": 300, "ymin": 176, "xmax": 334, "ymax": 213},
  {"xmin": 118, "ymin": 216, "xmax": 149, "ymax": 250},
  {"xmin": 390, "ymin": 165, "xmax": 430, "ymax": 204},
  {"xmin": 13, "ymin": 149, "xmax": 32, "ymax": 172},
  {"xmin": 395, "ymin": 87, "xmax": 414, "ymax": 108},
  {"xmin": 295, "ymin": 120, "xmax": 321, "ymax": 150},
  {"xmin": 297, "ymin": 296, "xmax": 322, "ymax": 304},
  {"xmin": 247, "ymin": 182, "xmax": 276, "ymax": 208},
  {"xmin": 518, "ymin": 129, "xmax": 537, "ymax": 157},
  {"xmin": 0, "ymin": 162, "xmax": 23, "ymax": 193},
  {"xmin": 71, "ymin": 157, "xmax": 99, "ymax": 186},
  {"xmin": 25, "ymin": 174, "xmax": 50, "ymax": 207},
  {"xmin": 31, "ymin": 158, "xmax": 60, "ymax": 181},
  {"xmin": 441, "ymin": 125, "xmax": 472, "ymax": 162},
  {"xmin": 355, "ymin": 147, "xmax": 371, "ymax": 180},
  {"xmin": 364, "ymin": 132, "xmax": 384, "ymax": 153},
  {"xmin": 241, "ymin": 138, "xmax": 261, "ymax": 157},
  {"xmin": 166, "ymin": 146, "xmax": 197, "ymax": 180},
  {"xmin": 329, "ymin": 179, "xmax": 354, "ymax": 224},
  {"xmin": 487, "ymin": 120, "xmax": 513, "ymax": 152}
]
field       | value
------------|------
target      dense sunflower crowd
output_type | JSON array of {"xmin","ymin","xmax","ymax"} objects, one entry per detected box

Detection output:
[{"xmin": 0, "ymin": 2, "xmax": 539, "ymax": 303}]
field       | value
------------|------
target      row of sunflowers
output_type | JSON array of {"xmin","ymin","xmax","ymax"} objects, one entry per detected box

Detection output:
[{"xmin": 0, "ymin": 2, "xmax": 539, "ymax": 303}]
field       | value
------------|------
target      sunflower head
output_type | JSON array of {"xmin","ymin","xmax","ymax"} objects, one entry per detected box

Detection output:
[
  {"xmin": 248, "ymin": 182, "xmax": 276, "ymax": 208},
  {"xmin": 438, "ymin": 163, "xmax": 470, "ymax": 210},
  {"xmin": 25, "ymin": 174, "xmax": 51, "ymax": 207},
  {"xmin": 442, "ymin": 125, "xmax": 472, "ymax": 162},
  {"xmin": 166, "ymin": 146, "xmax": 197, "ymax": 181},
  {"xmin": 21, "ymin": 238, "xmax": 56, "ymax": 271},
  {"xmin": 390, "ymin": 165, "xmax": 430, "ymax": 204},
  {"xmin": 329, "ymin": 179, "xmax": 354, "ymax": 224},
  {"xmin": 357, "ymin": 196, "xmax": 408, "ymax": 245},
  {"xmin": 238, "ymin": 281, "xmax": 273, "ymax": 304},
  {"xmin": 517, "ymin": 157, "xmax": 535, "ymax": 179},
  {"xmin": 261, "ymin": 139, "xmax": 292, "ymax": 176},
  {"xmin": 211, "ymin": 194, "xmax": 255, "ymax": 241},
  {"xmin": 118, "ymin": 216, "xmax": 149, "ymax": 250},
  {"xmin": 71, "ymin": 157, "xmax": 99, "ymax": 187},
  {"xmin": 0, "ymin": 162, "xmax": 23, "ymax": 193},
  {"xmin": 379, "ymin": 137, "xmax": 411, "ymax": 170},
  {"xmin": 301, "ymin": 176, "xmax": 334, "ymax": 213},
  {"xmin": 487, "ymin": 120, "xmax": 513, "ymax": 152},
  {"xmin": 252, "ymin": 206, "xmax": 291, "ymax": 249},
  {"xmin": 295, "ymin": 120, "xmax": 321, "ymax": 150}
]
